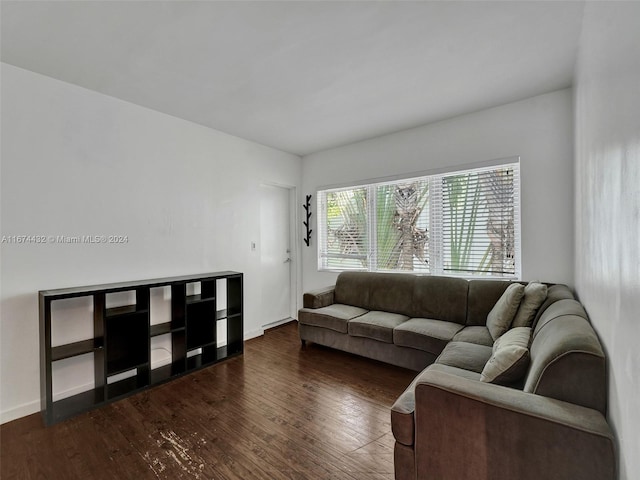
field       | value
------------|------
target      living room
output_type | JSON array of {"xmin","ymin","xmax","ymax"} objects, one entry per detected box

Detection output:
[{"xmin": 1, "ymin": 1, "xmax": 638, "ymax": 479}]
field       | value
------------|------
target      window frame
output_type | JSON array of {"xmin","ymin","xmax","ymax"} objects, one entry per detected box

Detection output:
[{"xmin": 317, "ymin": 158, "xmax": 521, "ymax": 280}]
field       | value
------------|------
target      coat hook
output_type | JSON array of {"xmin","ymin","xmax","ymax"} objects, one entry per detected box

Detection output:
[{"xmin": 303, "ymin": 195, "xmax": 312, "ymax": 246}]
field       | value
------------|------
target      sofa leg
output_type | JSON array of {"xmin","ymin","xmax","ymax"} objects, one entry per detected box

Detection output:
[{"xmin": 301, "ymin": 339, "xmax": 307, "ymax": 348}]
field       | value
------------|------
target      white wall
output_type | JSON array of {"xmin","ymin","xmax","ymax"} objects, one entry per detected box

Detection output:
[
  {"xmin": 0, "ymin": 64, "xmax": 301, "ymax": 423},
  {"xmin": 574, "ymin": 3, "xmax": 640, "ymax": 479},
  {"xmin": 301, "ymin": 89, "xmax": 574, "ymax": 291}
]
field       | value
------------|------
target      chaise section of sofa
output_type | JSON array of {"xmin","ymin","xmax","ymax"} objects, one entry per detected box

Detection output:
[
  {"xmin": 391, "ymin": 292, "xmax": 614, "ymax": 479},
  {"xmin": 405, "ymin": 366, "xmax": 616, "ymax": 480}
]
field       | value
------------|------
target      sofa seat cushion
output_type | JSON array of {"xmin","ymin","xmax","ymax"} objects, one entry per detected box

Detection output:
[
  {"xmin": 391, "ymin": 364, "xmax": 480, "ymax": 447},
  {"xmin": 348, "ymin": 311, "xmax": 409, "ymax": 343},
  {"xmin": 393, "ymin": 318, "xmax": 464, "ymax": 355},
  {"xmin": 298, "ymin": 304, "xmax": 368, "ymax": 334},
  {"xmin": 435, "ymin": 341, "xmax": 493, "ymax": 374},
  {"xmin": 452, "ymin": 326, "xmax": 494, "ymax": 347}
]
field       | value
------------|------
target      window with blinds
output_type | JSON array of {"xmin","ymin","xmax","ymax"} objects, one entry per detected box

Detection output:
[{"xmin": 317, "ymin": 161, "xmax": 520, "ymax": 279}]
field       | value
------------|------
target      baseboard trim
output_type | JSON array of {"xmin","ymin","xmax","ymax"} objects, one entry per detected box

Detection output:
[
  {"xmin": 244, "ymin": 327, "xmax": 264, "ymax": 341},
  {"xmin": 262, "ymin": 317, "xmax": 295, "ymax": 330},
  {"xmin": 1, "ymin": 400, "xmax": 40, "ymax": 425}
]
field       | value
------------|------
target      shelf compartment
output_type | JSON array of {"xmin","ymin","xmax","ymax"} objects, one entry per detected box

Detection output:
[
  {"xmin": 50, "ymin": 295, "xmax": 94, "ymax": 348},
  {"xmin": 105, "ymin": 311, "xmax": 149, "ymax": 376},
  {"xmin": 186, "ymin": 302, "xmax": 216, "ymax": 350},
  {"xmin": 106, "ymin": 367, "xmax": 149, "ymax": 400},
  {"xmin": 186, "ymin": 344, "xmax": 242, "ymax": 370},
  {"xmin": 105, "ymin": 287, "xmax": 149, "ymax": 317},
  {"xmin": 52, "ymin": 338, "xmax": 103, "ymax": 361},
  {"xmin": 171, "ymin": 284, "xmax": 186, "ymax": 331},
  {"xmin": 150, "ymin": 286, "xmax": 172, "ymax": 325},
  {"xmin": 226, "ymin": 341, "xmax": 243, "ymax": 357},
  {"xmin": 51, "ymin": 388, "xmax": 105, "ymax": 424},
  {"xmin": 150, "ymin": 361, "xmax": 186, "ymax": 384},
  {"xmin": 51, "ymin": 352, "xmax": 99, "ymax": 404},
  {"xmin": 186, "ymin": 345, "xmax": 217, "ymax": 370},
  {"xmin": 227, "ymin": 316, "xmax": 243, "ymax": 347},
  {"xmin": 150, "ymin": 333, "xmax": 172, "ymax": 369},
  {"xmin": 186, "ymin": 353, "xmax": 204, "ymax": 370},
  {"xmin": 216, "ymin": 319, "xmax": 227, "ymax": 347},
  {"xmin": 227, "ymin": 276, "xmax": 243, "ymax": 317},
  {"xmin": 201, "ymin": 280, "xmax": 217, "ymax": 300}
]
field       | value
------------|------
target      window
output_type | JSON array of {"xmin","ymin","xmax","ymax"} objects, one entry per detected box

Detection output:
[{"xmin": 317, "ymin": 161, "xmax": 520, "ymax": 279}]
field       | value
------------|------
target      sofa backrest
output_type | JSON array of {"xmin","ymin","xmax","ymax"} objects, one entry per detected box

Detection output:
[
  {"xmin": 335, "ymin": 272, "xmax": 418, "ymax": 318},
  {"xmin": 466, "ymin": 280, "xmax": 514, "ymax": 325},
  {"xmin": 412, "ymin": 276, "xmax": 468, "ymax": 324},
  {"xmin": 523, "ymin": 298, "xmax": 607, "ymax": 414},
  {"xmin": 334, "ymin": 272, "xmax": 468, "ymax": 324},
  {"xmin": 530, "ymin": 283, "xmax": 576, "ymax": 329},
  {"xmin": 367, "ymin": 273, "xmax": 416, "ymax": 317},
  {"xmin": 465, "ymin": 281, "xmax": 575, "ymax": 327},
  {"xmin": 334, "ymin": 272, "xmax": 373, "ymax": 309}
]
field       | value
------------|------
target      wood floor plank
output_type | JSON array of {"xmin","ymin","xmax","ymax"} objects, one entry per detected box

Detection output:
[{"xmin": 1, "ymin": 322, "xmax": 415, "ymax": 479}]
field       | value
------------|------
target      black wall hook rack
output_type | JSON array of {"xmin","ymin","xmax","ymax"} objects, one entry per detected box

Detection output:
[{"xmin": 303, "ymin": 195, "xmax": 312, "ymax": 246}]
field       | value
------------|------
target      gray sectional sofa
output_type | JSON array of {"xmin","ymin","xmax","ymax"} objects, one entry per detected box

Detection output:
[{"xmin": 298, "ymin": 272, "xmax": 616, "ymax": 480}]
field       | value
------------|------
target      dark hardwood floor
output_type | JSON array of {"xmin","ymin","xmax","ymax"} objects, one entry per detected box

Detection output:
[{"xmin": 1, "ymin": 322, "xmax": 415, "ymax": 480}]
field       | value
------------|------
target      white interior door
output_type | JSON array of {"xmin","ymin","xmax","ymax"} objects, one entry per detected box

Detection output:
[{"xmin": 260, "ymin": 184, "xmax": 292, "ymax": 327}]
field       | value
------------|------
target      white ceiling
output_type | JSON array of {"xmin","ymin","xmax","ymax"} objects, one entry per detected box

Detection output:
[{"xmin": 1, "ymin": 1, "xmax": 585, "ymax": 156}]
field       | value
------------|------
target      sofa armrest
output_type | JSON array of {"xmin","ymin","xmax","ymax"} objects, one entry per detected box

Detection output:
[
  {"xmin": 413, "ymin": 366, "xmax": 616, "ymax": 480},
  {"xmin": 303, "ymin": 286, "xmax": 335, "ymax": 309}
]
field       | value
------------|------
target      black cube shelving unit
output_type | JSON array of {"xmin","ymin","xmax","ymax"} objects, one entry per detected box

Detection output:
[{"xmin": 39, "ymin": 271, "xmax": 243, "ymax": 425}]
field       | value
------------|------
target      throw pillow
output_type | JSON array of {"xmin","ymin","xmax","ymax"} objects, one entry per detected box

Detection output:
[
  {"xmin": 512, "ymin": 282, "xmax": 548, "ymax": 328},
  {"xmin": 486, "ymin": 283, "xmax": 525, "ymax": 340},
  {"xmin": 480, "ymin": 327, "xmax": 532, "ymax": 384}
]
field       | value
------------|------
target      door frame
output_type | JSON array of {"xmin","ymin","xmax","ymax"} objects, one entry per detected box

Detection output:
[{"xmin": 259, "ymin": 182, "xmax": 300, "ymax": 328}]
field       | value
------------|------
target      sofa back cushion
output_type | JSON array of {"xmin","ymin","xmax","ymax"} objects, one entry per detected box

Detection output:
[
  {"xmin": 334, "ymin": 272, "xmax": 373, "ymax": 309},
  {"xmin": 367, "ymin": 273, "xmax": 416, "ymax": 317},
  {"xmin": 523, "ymin": 299, "xmax": 607, "ymax": 414},
  {"xmin": 412, "ymin": 276, "xmax": 468, "ymax": 324}
]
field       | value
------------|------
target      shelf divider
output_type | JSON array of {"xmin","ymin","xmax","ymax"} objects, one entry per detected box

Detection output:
[{"xmin": 52, "ymin": 338, "xmax": 103, "ymax": 361}]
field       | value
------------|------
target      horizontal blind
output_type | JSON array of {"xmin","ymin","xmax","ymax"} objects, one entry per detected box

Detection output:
[
  {"xmin": 318, "ymin": 187, "xmax": 369, "ymax": 270},
  {"xmin": 374, "ymin": 180, "xmax": 430, "ymax": 272},
  {"xmin": 439, "ymin": 163, "xmax": 519, "ymax": 277},
  {"xmin": 317, "ymin": 159, "xmax": 520, "ymax": 279}
]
